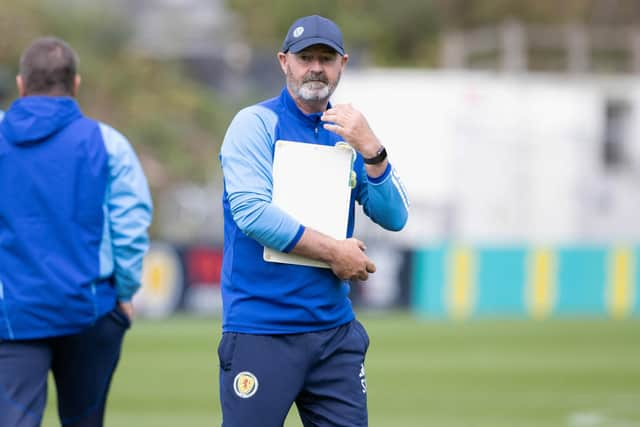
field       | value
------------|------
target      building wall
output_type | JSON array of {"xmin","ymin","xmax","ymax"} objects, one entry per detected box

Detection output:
[{"xmin": 334, "ymin": 70, "xmax": 640, "ymax": 244}]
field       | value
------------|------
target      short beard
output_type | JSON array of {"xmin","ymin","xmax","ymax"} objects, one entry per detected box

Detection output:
[
  {"xmin": 298, "ymin": 80, "xmax": 330, "ymax": 101},
  {"xmin": 287, "ymin": 68, "xmax": 340, "ymax": 103}
]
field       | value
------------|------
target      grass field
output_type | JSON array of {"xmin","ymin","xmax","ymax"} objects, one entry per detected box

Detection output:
[{"xmin": 41, "ymin": 313, "xmax": 640, "ymax": 427}]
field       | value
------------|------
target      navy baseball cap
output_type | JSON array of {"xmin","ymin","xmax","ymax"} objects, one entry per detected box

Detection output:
[{"xmin": 281, "ymin": 15, "xmax": 344, "ymax": 55}]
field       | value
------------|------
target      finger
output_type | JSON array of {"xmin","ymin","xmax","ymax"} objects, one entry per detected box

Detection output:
[
  {"xmin": 323, "ymin": 106, "xmax": 351, "ymax": 120},
  {"xmin": 325, "ymin": 105, "xmax": 345, "ymax": 114},
  {"xmin": 323, "ymin": 123, "xmax": 344, "ymax": 135},
  {"xmin": 355, "ymin": 239, "xmax": 367, "ymax": 252},
  {"xmin": 331, "ymin": 103, "xmax": 351, "ymax": 112},
  {"xmin": 321, "ymin": 110, "xmax": 336, "ymax": 120},
  {"xmin": 365, "ymin": 261, "xmax": 376, "ymax": 273},
  {"xmin": 321, "ymin": 108, "xmax": 339, "ymax": 118},
  {"xmin": 334, "ymin": 269, "xmax": 350, "ymax": 281},
  {"xmin": 321, "ymin": 114, "xmax": 342, "ymax": 127},
  {"xmin": 358, "ymin": 271, "xmax": 369, "ymax": 281}
]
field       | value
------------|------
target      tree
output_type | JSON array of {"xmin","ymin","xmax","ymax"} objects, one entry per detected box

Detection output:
[{"xmin": 0, "ymin": 0, "xmax": 234, "ymax": 190}]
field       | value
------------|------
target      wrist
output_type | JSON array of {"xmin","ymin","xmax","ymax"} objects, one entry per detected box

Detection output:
[
  {"xmin": 323, "ymin": 238, "xmax": 340, "ymax": 265},
  {"xmin": 363, "ymin": 145, "xmax": 387, "ymax": 165},
  {"xmin": 360, "ymin": 144, "xmax": 381, "ymax": 158}
]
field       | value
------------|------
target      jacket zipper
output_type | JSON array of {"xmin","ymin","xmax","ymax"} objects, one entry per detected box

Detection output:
[
  {"xmin": 91, "ymin": 282, "xmax": 98, "ymax": 323},
  {"xmin": 0, "ymin": 280, "xmax": 15, "ymax": 339}
]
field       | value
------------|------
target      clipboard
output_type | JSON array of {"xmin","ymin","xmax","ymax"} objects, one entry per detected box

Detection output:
[{"xmin": 263, "ymin": 140, "xmax": 354, "ymax": 268}]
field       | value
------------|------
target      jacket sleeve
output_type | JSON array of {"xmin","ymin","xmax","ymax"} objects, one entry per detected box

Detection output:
[
  {"xmin": 355, "ymin": 162, "xmax": 409, "ymax": 231},
  {"xmin": 220, "ymin": 106, "xmax": 304, "ymax": 252},
  {"xmin": 100, "ymin": 123, "xmax": 153, "ymax": 301}
]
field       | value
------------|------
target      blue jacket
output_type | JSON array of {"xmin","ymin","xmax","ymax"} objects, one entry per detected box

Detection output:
[
  {"xmin": 219, "ymin": 87, "xmax": 409, "ymax": 334},
  {"xmin": 0, "ymin": 97, "xmax": 152, "ymax": 340}
]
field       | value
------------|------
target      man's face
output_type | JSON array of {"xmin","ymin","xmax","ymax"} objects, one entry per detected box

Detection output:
[{"xmin": 280, "ymin": 45, "xmax": 347, "ymax": 104}]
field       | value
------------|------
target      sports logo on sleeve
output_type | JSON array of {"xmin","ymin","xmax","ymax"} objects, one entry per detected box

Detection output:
[{"xmin": 233, "ymin": 371, "xmax": 259, "ymax": 398}]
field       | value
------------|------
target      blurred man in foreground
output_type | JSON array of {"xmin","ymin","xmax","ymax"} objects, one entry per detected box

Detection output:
[
  {"xmin": 0, "ymin": 37, "xmax": 152, "ymax": 427},
  {"xmin": 218, "ymin": 14, "xmax": 409, "ymax": 426}
]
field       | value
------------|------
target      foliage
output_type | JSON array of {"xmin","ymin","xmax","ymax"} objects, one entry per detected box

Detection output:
[
  {"xmin": 0, "ymin": 0, "xmax": 234, "ymax": 190},
  {"xmin": 227, "ymin": 0, "xmax": 640, "ymax": 67},
  {"xmin": 436, "ymin": 0, "xmax": 640, "ymax": 27},
  {"xmin": 227, "ymin": 0, "xmax": 442, "ymax": 67},
  {"xmin": 4, "ymin": 0, "xmax": 640, "ymax": 189}
]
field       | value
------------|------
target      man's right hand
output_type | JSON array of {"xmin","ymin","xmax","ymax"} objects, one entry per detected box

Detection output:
[
  {"xmin": 117, "ymin": 301, "xmax": 135, "ymax": 322},
  {"xmin": 328, "ymin": 238, "xmax": 377, "ymax": 281},
  {"xmin": 291, "ymin": 228, "xmax": 376, "ymax": 281}
]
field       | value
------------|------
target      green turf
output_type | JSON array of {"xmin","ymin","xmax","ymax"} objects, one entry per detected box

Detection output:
[{"xmin": 41, "ymin": 313, "xmax": 640, "ymax": 427}]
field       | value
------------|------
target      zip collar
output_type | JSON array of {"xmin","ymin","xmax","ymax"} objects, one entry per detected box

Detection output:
[{"xmin": 280, "ymin": 87, "xmax": 331, "ymax": 127}]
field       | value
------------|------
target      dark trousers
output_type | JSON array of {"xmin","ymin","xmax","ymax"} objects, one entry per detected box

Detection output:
[
  {"xmin": 218, "ymin": 319, "xmax": 370, "ymax": 427},
  {"xmin": 0, "ymin": 307, "xmax": 130, "ymax": 427}
]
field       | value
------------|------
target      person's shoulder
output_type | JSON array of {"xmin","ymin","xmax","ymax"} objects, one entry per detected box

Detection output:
[
  {"xmin": 95, "ymin": 121, "xmax": 134, "ymax": 154},
  {"xmin": 76, "ymin": 114, "xmax": 125, "ymax": 141},
  {"xmin": 257, "ymin": 94, "xmax": 282, "ymax": 111},
  {"xmin": 238, "ymin": 99, "xmax": 277, "ymax": 118},
  {"xmin": 233, "ymin": 93, "xmax": 282, "ymax": 119},
  {"xmin": 231, "ymin": 102, "xmax": 279, "ymax": 131},
  {"xmin": 98, "ymin": 121, "xmax": 127, "ymax": 140}
]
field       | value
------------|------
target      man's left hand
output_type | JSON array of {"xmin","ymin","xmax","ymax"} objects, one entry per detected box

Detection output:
[{"xmin": 322, "ymin": 104, "xmax": 382, "ymax": 158}]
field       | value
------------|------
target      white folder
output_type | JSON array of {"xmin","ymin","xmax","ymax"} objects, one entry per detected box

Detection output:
[{"xmin": 263, "ymin": 140, "xmax": 354, "ymax": 268}]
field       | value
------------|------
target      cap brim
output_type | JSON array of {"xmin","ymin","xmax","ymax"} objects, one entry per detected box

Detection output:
[{"xmin": 286, "ymin": 37, "xmax": 344, "ymax": 55}]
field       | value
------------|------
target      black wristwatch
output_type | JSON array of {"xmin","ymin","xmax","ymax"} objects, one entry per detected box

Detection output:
[{"xmin": 363, "ymin": 146, "xmax": 387, "ymax": 165}]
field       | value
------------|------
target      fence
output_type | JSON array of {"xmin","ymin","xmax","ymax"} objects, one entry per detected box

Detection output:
[
  {"xmin": 442, "ymin": 20, "xmax": 640, "ymax": 73},
  {"xmin": 135, "ymin": 241, "xmax": 639, "ymax": 320}
]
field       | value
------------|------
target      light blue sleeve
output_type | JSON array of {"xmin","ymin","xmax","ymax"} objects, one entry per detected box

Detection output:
[
  {"xmin": 220, "ymin": 106, "xmax": 303, "ymax": 252},
  {"xmin": 355, "ymin": 162, "xmax": 409, "ymax": 231},
  {"xmin": 99, "ymin": 123, "xmax": 153, "ymax": 301}
]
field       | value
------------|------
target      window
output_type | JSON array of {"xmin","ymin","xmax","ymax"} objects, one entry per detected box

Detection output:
[{"xmin": 602, "ymin": 99, "xmax": 631, "ymax": 170}]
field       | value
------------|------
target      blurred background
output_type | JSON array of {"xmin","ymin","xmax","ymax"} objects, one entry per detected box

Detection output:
[{"xmin": 2, "ymin": 0, "xmax": 639, "ymax": 426}]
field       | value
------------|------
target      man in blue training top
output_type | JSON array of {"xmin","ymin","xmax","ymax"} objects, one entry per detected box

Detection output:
[
  {"xmin": 219, "ymin": 14, "xmax": 409, "ymax": 427},
  {"xmin": 0, "ymin": 37, "xmax": 152, "ymax": 427}
]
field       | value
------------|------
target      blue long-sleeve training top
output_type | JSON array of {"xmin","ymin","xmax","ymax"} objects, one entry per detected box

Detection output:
[
  {"xmin": 219, "ymin": 87, "xmax": 409, "ymax": 334},
  {"xmin": 0, "ymin": 96, "xmax": 152, "ymax": 340}
]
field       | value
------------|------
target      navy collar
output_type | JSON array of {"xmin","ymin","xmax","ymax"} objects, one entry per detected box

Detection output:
[{"xmin": 280, "ymin": 87, "xmax": 331, "ymax": 126}]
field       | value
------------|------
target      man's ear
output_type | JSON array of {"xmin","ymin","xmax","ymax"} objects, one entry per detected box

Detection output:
[
  {"xmin": 16, "ymin": 75, "xmax": 26, "ymax": 97},
  {"xmin": 73, "ymin": 74, "xmax": 81, "ymax": 97},
  {"xmin": 341, "ymin": 53, "xmax": 349, "ymax": 68},
  {"xmin": 277, "ymin": 52, "xmax": 288, "ymax": 75}
]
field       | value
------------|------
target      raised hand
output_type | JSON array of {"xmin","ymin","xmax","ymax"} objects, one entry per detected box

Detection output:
[{"xmin": 321, "ymin": 104, "xmax": 382, "ymax": 158}]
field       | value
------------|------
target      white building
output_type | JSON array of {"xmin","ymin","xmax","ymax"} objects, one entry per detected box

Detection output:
[{"xmin": 333, "ymin": 70, "xmax": 640, "ymax": 245}]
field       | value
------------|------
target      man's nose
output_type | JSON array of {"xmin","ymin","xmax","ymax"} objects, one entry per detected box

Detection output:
[{"xmin": 309, "ymin": 58, "xmax": 323, "ymax": 72}]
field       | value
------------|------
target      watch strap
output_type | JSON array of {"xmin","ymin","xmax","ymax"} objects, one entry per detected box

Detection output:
[{"xmin": 363, "ymin": 146, "xmax": 387, "ymax": 165}]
